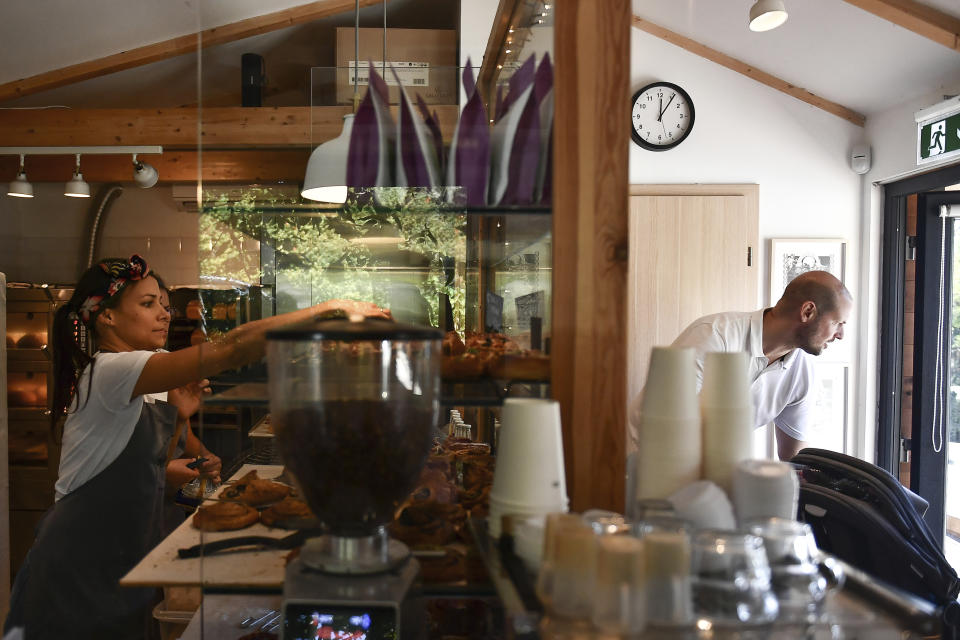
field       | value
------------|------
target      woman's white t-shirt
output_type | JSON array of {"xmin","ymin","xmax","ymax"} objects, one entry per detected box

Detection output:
[{"xmin": 55, "ymin": 350, "xmax": 155, "ymax": 500}]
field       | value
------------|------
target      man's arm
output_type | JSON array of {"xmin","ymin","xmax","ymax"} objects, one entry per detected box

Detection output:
[{"xmin": 775, "ymin": 428, "xmax": 805, "ymax": 461}]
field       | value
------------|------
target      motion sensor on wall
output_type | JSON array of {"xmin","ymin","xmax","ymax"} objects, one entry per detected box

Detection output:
[{"xmin": 850, "ymin": 144, "xmax": 871, "ymax": 175}]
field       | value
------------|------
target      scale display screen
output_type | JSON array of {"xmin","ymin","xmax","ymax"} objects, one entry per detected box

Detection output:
[{"xmin": 283, "ymin": 603, "xmax": 398, "ymax": 640}]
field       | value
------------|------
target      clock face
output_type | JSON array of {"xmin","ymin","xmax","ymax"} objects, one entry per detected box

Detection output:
[{"xmin": 631, "ymin": 82, "xmax": 695, "ymax": 151}]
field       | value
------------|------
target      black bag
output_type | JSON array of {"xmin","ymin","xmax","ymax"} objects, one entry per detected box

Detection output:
[{"xmin": 793, "ymin": 448, "xmax": 960, "ymax": 629}]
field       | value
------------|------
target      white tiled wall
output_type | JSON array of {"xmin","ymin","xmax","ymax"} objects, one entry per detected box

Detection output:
[{"xmin": 0, "ymin": 184, "xmax": 200, "ymax": 286}]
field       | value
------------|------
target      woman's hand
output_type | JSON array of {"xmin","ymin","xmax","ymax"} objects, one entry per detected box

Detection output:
[
  {"xmin": 165, "ymin": 457, "xmax": 200, "ymax": 489},
  {"xmin": 197, "ymin": 452, "xmax": 222, "ymax": 484},
  {"xmin": 167, "ymin": 378, "xmax": 211, "ymax": 421},
  {"xmin": 320, "ymin": 300, "xmax": 392, "ymax": 320}
]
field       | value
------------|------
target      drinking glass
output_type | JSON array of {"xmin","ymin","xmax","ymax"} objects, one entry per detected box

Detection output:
[
  {"xmin": 747, "ymin": 518, "xmax": 830, "ymax": 622},
  {"xmin": 690, "ymin": 529, "xmax": 779, "ymax": 624}
]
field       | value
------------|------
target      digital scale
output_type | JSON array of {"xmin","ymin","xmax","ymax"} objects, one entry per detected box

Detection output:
[{"xmin": 282, "ymin": 552, "xmax": 423, "ymax": 640}]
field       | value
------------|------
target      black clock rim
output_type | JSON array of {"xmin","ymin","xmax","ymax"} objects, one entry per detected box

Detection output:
[{"xmin": 631, "ymin": 81, "xmax": 695, "ymax": 152}]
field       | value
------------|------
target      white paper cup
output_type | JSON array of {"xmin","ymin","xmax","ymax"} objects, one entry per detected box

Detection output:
[
  {"xmin": 641, "ymin": 347, "xmax": 699, "ymax": 420},
  {"xmin": 732, "ymin": 459, "xmax": 799, "ymax": 524},
  {"xmin": 701, "ymin": 351, "xmax": 752, "ymax": 409},
  {"xmin": 633, "ymin": 414, "xmax": 701, "ymax": 500},
  {"xmin": 668, "ymin": 481, "xmax": 737, "ymax": 531},
  {"xmin": 489, "ymin": 398, "xmax": 568, "ymax": 519},
  {"xmin": 702, "ymin": 405, "xmax": 755, "ymax": 493}
]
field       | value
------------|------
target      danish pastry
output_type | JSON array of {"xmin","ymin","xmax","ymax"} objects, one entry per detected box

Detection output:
[
  {"xmin": 222, "ymin": 470, "xmax": 291, "ymax": 507},
  {"xmin": 192, "ymin": 501, "xmax": 259, "ymax": 531},
  {"xmin": 260, "ymin": 497, "xmax": 314, "ymax": 528}
]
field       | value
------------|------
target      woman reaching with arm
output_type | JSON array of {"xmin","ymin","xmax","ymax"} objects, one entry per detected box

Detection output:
[{"xmin": 4, "ymin": 255, "xmax": 386, "ymax": 640}]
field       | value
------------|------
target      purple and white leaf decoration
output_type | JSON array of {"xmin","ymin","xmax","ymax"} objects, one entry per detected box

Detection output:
[
  {"xmin": 392, "ymin": 65, "xmax": 440, "ymax": 188},
  {"xmin": 447, "ymin": 60, "xmax": 490, "ymax": 207}
]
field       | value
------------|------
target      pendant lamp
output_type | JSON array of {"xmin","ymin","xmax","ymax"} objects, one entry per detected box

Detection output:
[
  {"xmin": 749, "ymin": 0, "xmax": 788, "ymax": 32},
  {"xmin": 64, "ymin": 154, "xmax": 91, "ymax": 198},
  {"xmin": 301, "ymin": 114, "xmax": 354, "ymax": 203}
]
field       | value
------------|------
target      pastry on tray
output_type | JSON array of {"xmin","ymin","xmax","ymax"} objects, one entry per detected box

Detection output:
[
  {"xmin": 222, "ymin": 470, "xmax": 291, "ymax": 507},
  {"xmin": 192, "ymin": 501, "xmax": 259, "ymax": 531},
  {"xmin": 419, "ymin": 546, "xmax": 467, "ymax": 583},
  {"xmin": 441, "ymin": 352, "xmax": 485, "ymax": 379},
  {"xmin": 486, "ymin": 350, "xmax": 551, "ymax": 381},
  {"xmin": 260, "ymin": 497, "xmax": 315, "ymax": 528}
]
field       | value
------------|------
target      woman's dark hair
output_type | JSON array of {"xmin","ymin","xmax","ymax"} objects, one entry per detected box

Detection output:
[{"xmin": 51, "ymin": 260, "xmax": 153, "ymax": 430}]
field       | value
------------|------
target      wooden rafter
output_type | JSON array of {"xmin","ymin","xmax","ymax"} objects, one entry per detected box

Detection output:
[
  {"xmin": 632, "ymin": 16, "xmax": 867, "ymax": 127},
  {"xmin": 0, "ymin": 0, "xmax": 387, "ymax": 103},
  {"xmin": 0, "ymin": 105, "xmax": 459, "ymax": 148},
  {"xmin": 842, "ymin": 0, "xmax": 960, "ymax": 51}
]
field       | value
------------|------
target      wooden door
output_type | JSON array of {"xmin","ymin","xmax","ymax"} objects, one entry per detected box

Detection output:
[{"xmin": 627, "ymin": 185, "xmax": 759, "ymax": 401}]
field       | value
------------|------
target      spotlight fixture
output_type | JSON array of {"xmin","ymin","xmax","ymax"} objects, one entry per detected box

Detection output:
[
  {"xmin": 0, "ymin": 146, "xmax": 162, "ymax": 198},
  {"xmin": 7, "ymin": 154, "xmax": 33, "ymax": 198},
  {"xmin": 749, "ymin": 0, "xmax": 788, "ymax": 31},
  {"xmin": 301, "ymin": 114, "xmax": 354, "ymax": 204},
  {"xmin": 132, "ymin": 154, "xmax": 159, "ymax": 188},
  {"xmin": 64, "ymin": 154, "xmax": 90, "ymax": 198}
]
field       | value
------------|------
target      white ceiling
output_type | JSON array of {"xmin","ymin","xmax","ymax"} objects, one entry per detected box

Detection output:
[
  {"xmin": 0, "ymin": 0, "xmax": 957, "ymax": 118},
  {"xmin": 633, "ymin": 0, "xmax": 960, "ymax": 117}
]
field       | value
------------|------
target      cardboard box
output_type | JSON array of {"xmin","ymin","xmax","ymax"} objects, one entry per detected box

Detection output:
[{"xmin": 335, "ymin": 28, "xmax": 457, "ymax": 105}]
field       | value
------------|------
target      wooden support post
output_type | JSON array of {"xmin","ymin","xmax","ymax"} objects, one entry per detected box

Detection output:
[{"xmin": 552, "ymin": 0, "xmax": 631, "ymax": 511}]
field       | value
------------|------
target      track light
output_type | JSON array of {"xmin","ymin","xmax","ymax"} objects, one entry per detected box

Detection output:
[
  {"xmin": 749, "ymin": 0, "xmax": 788, "ymax": 31},
  {"xmin": 7, "ymin": 154, "xmax": 33, "ymax": 198},
  {"xmin": 64, "ymin": 154, "xmax": 90, "ymax": 198},
  {"xmin": 0, "ymin": 146, "xmax": 162, "ymax": 198},
  {"xmin": 132, "ymin": 154, "xmax": 159, "ymax": 188}
]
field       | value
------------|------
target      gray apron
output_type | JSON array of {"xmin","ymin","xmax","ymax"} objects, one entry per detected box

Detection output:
[
  {"xmin": 162, "ymin": 424, "xmax": 190, "ymax": 538},
  {"xmin": 8, "ymin": 399, "xmax": 177, "ymax": 640}
]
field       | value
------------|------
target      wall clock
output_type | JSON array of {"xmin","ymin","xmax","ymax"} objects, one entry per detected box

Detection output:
[{"xmin": 631, "ymin": 81, "xmax": 695, "ymax": 151}]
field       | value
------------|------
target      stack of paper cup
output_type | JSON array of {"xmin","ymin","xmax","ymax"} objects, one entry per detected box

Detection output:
[
  {"xmin": 701, "ymin": 351, "xmax": 755, "ymax": 494},
  {"xmin": 488, "ymin": 398, "xmax": 569, "ymax": 538},
  {"xmin": 633, "ymin": 347, "xmax": 701, "ymax": 500},
  {"xmin": 551, "ymin": 525, "xmax": 598, "ymax": 620},
  {"xmin": 732, "ymin": 459, "xmax": 799, "ymax": 524}
]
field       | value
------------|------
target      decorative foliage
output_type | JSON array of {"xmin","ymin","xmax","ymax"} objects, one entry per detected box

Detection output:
[{"xmin": 197, "ymin": 185, "xmax": 466, "ymax": 330}]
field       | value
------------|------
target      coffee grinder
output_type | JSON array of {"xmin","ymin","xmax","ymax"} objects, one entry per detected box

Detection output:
[{"xmin": 266, "ymin": 318, "xmax": 442, "ymax": 640}]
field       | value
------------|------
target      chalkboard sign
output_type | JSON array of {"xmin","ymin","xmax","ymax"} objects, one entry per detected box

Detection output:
[
  {"xmin": 515, "ymin": 290, "xmax": 545, "ymax": 332},
  {"xmin": 485, "ymin": 291, "xmax": 504, "ymax": 333}
]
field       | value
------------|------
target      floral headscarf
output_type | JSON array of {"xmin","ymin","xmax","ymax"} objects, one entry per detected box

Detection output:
[{"xmin": 77, "ymin": 254, "xmax": 151, "ymax": 324}]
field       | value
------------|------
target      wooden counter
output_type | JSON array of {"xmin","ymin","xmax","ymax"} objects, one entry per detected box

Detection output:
[{"xmin": 121, "ymin": 464, "xmax": 289, "ymax": 589}]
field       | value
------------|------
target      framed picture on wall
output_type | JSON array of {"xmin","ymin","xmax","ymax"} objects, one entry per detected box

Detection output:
[{"xmin": 769, "ymin": 238, "xmax": 846, "ymax": 303}]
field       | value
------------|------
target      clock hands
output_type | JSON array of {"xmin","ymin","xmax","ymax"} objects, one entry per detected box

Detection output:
[{"xmin": 658, "ymin": 93, "xmax": 676, "ymax": 121}]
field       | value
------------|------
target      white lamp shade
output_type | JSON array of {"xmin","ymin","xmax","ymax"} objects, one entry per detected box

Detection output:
[
  {"xmin": 301, "ymin": 114, "xmax": 354, "ymax": 203},
  {"xmin": 749, "ymin": 0, "xmax": 788, "ymax": 31},
  {"xmin": 64, "ymin": 171, "xmax": 90, "ymax": 197},
  {"xmin": 133, "ymin": 161, "xmax": 159, "ymax": 188},
  {"xmin": 7, "ymin": 172, "xmax": 33, "ymax": 198}
]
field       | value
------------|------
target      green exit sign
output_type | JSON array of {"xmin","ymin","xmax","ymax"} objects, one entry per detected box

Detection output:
[{"xmin": 917, "ymin": 98, "xmax": 960, "ymax": 165}]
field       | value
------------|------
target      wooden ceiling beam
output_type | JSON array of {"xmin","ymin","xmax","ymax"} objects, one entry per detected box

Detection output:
[
  {"xmin": 0, "ymin": 105, "xmax": 459, "ymax": 148},
  {"xmin": 0, "ymin": 150, "xmax": 310, "ymax": 184},
  {"xmin": 0, "ymin": 0, "xmax": 386, "ymax": 103},
  {"xmin": 632, "ymin": 16, "xmax": 867, "ymax": 127},
  {"xmin": 841, "ymin": 0, "xmax": 960, "ymax": 51}
]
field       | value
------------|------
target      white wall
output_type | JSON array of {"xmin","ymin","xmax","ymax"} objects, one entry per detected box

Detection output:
[
  {"xmin": 630, "ymin": 29, "xmax": 865, "ymax": 453},
  {"xmin": 0, "ymin": 185, "xmax": 199, "ymax": 286}
]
